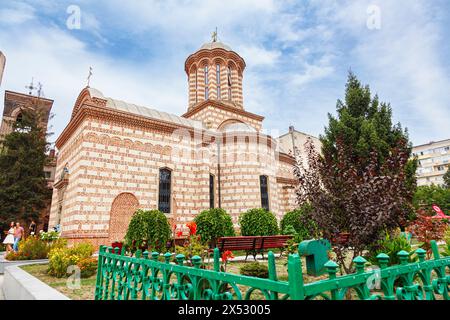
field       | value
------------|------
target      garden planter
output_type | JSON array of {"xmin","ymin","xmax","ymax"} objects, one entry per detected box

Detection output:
[{"xmin": 111, "ymin": 242, "xmax": 123, "ymax": 253}]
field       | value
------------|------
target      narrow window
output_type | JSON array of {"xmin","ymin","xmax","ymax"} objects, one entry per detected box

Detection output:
[
  {"xmin": 158, "ymin": 168, "xmax": 171, "ymax": 213},
  {"xmin": 260, "ymin": 175, "xmax": 269, "ymax": 211},
  {"xmin": 216, "ymin": 64, "xmax": 221, "ymax": 99},
  {"xmin": 195, "ymin": 69, "xmax": 198, "ymax": 103},
  {"xmin": 227, "ymin": 67, "xmax": 232, "ymax": 100},
  {"xmin": 209, "ymin": 174, "xmax": 215, "ymax": 209},
  {"xmin": 204, "ymin": 65, "xmax": 209, "ymax": 100}
]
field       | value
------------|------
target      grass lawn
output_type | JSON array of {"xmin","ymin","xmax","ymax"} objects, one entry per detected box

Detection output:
[
  {"xmin": 20, "ymin": 264, "xmax": 97, "ymax": 300},
  {"xmin": 19, "ymin": 254, "xmax": 329, "ymax": 300}
]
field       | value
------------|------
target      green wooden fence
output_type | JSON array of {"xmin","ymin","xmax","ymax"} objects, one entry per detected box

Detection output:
[{"xmin": 94, "ymin": 240, "xmax": 449, "ymax": 300}]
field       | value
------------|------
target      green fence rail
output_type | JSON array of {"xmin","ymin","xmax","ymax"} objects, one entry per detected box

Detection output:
[{"xmin": 94, "ymin": 240, "xmax": 449, "ymax": 300}]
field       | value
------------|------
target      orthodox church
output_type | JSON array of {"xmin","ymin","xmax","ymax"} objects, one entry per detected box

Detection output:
[{"xmin": 48, "ymin": 38, "xmax": 301, "ymax": 247}]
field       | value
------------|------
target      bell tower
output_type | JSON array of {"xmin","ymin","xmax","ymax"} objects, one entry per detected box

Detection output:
[{"xmin": 185, "ymin": 35, "xmax": 246, "ymax": 111}]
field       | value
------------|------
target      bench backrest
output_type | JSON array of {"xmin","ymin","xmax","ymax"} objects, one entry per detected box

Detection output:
[
  {"xmin": 217, "ymin": 235, "xmax": 292, "ymax": 251},
  {"xmin": 218, "ymin": 236, "xmax": 259, "ymax": 251},
  {"xmin": 260, "ymin": 235, "xmax": 292, "ymax": 249}
]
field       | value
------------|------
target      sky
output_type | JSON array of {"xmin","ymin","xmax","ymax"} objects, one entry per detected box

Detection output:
[{"xmin": 0, "ymin": 0, "xmax": 449, "ymax": 147}]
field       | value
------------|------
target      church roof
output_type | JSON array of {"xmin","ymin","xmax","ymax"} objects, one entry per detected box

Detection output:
[
  {"xmin": 87, "ymin": 87, "xmax": 204, "ymax": 129},
  {"xmin": 199, "ymin": 41, "xmax": 232, "ymax": 51}
]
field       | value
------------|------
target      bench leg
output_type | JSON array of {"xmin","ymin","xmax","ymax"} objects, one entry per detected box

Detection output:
[{"xmin": 245, "ymin": 251, "xmax": 249, "ymax": 262}]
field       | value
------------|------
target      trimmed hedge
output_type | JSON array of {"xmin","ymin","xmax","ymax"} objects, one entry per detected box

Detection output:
[
  {"xmin": 194, "ymin": 208, "xmax": 235, "ymax": 245},
  {"xmin": 124, "ymin": 209, "xmax": 171, "ymax": 250},
  {"xmin": 238, "ymin": 208, "xmax": 279, "ymax": 236},
  {"xmin": 280, "ymin": 204, "xmax": 316, "ymax": 241}
]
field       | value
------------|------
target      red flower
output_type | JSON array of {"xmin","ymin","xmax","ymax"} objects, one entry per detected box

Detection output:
[
  {"xmin": 176, "ymin": 230, "xmax": 183, "ymax": 238},
  {"xmin": 221, "ymin": 250, "xmax": 234, "ymax": 262},
  {"xmin": 186, "ymin": 222, "xmax": 197, "ymax": 235}
]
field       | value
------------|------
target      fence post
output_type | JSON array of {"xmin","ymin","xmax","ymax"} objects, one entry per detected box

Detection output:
[
  {"xmin": 214, "ymin": 248, "xmax": 220, "ymax": 272},
  {"xmin": 268, "ymin": 251, "xmax": 278, "ymax": 300},
  {"xmin": 287, "ymin": 253, "xmax": 304, "ymax": 300},
  {"xmin": 95, "ymin": 246, "xmax": 106, "ymax": 300}
]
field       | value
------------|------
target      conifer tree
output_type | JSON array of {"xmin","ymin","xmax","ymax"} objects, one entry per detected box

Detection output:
[{"xmin": 0, "ymin": 108, "xmax": 52, "ymax": 231}]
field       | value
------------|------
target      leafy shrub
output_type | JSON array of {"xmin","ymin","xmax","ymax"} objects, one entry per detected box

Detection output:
[
  {"xmin": 47, "ymin": 242, "xmax": 94, "ymax": 278},
  {"xmin": 239, "ymin": 262, "xmax": 269, "ymax": 278},
  {"xmin": 442, "ymin": 227, "xmax": 450, "ymax": 257},
  {"xmin": 77, "ymin": 257, "xmax": 98, "ymax": 278},
  {"xmin": 5, "ymin": 237, "xmax": 49, "ymax": 261},
  {"xmin": 194, "ymin": 208, "xmax": 235, "ymax": 246},
  {"xmin": 280, "ymin": 204, "xmax": 317, "ymax": 241},
  {"xmin": 124, "ymin": 209, "xmax": 171, "ymax": 251},
  {"xmin": 365, "ymin": 231, "xmax": 414, "ymax": 266},
  {"xmin": 40, "ymin": 230, "xmax": 60, "ymax": 242},
  {"xmin": 409, "ymin": 212, "xmax": 447, "ymax": 256},
  {"xmin": 238, "ymin": 208, "xmax": 279, "ymax": 236},
  {"xmin": 175, "ymin": 235, "xmax": 209, "ymax": 266}
]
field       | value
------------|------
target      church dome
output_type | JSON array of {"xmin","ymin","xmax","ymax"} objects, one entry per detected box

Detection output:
[{"xmin": 199, "ymin": 41, "xmax": 232, "ymax": 51}]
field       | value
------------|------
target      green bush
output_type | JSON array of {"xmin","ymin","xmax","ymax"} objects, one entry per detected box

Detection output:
[
  {"xmin": 194, "ymin": 208, "xmax": 235, "ymax": 245},
  {"xmin": 77, "ymin": 257, "xmax": 98, "ymax": 278},
  {"xmin": 239, "ymin": 262, "xmax": 269, "ymax": 278},
  {"xmin": 124, "ymin": 209, "xmax": 171, "ymax": 251},
  {"xmin": 442, "ymin": 227, "xmax": 450, "ymax": 257},
  {"xmin": 5, "ymin": 237, "xmax": 49, "ymax": 261},
  {"xmin": 238, "ymin": 208, "xmax": 279, "ymax": 236},
  {"xmin": 365, "ymin": 231, "xmax": 415, "ymax": 266},
  {"xmin": 40, "ymin": 230, "xmax": 60, "ymax": 242},
  {"xmin": 47, "ymin": 242, "xmax": 94, "ymax": 278},
  {"xmin": 280, "ymin": 204, "xmax": 316, "ymax": 241}
]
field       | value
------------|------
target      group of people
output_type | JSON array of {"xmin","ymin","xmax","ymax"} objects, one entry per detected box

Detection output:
[{"xmin": 2, "ymin": 220, "xmax": 37, "ymax": 254}]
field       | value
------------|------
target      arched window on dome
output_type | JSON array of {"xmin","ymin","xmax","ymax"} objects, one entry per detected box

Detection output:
[
  {"xmin": 216, "ymin": 64, "xmax": 221, "ymax": 99},
  {"xmin": 227, "ymin": 66, "xmax": 232, "ymax": 101},
  {"xmin": 195, "ymin": 69, "xmax": 198, "ymax": 103},
  {"xmin": 204, "ymin": 65, "xmax": 209, "ymax": 100}
]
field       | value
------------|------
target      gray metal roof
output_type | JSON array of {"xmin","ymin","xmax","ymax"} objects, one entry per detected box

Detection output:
[
  {"xmin": 88, "ymin": 88, "xmax": 204, "ymax": 129},
  {"xmin": 199, "ymin": 41, "xmax": 232, "ymax": 51}
]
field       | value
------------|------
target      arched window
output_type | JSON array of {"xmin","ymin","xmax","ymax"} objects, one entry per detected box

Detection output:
[
  {"xmin": 204, "ymin": 65, "xmax": 209, "ymax": 100},
  {"xmin": 227, "ymin": 67, "xmax": 232, "ymax": 100},
  {"xmin": 158, "ymin": 168, "xmax": 171, "ymax": 213},
  {"xmin": 259, "ymin": 175, "xmax": 269, "ymax": 211},
  {"xmin": 209, "ymin": 174, "xmax": 215, "ymax": 209},
  {"xmin": 16, "ymin": 112, "xmax": 23, "ymax": 124},
  {"xmin": 216, "ymin": 64, "xmax": 221, "ymax": 99}
]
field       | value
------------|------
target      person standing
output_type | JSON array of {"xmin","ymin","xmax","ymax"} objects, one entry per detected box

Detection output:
[
  {"xmin": 29, "ymin": 220, "xmax": 37, "ymax": 236},
  {"xmin": 13, "ymin": 222, "xmax": 24, "ymax": 252},
  {"xmin": 3, "ymin": 222, "xmax": 15, "ymax": 254}
]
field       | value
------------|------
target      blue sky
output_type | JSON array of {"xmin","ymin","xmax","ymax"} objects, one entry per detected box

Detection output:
[{"xmin": 0, "ymin": 0, "xmax": 449, "ymax": 146}]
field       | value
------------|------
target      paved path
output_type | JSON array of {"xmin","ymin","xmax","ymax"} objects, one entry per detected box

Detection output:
[{"xmin": 0, "ymin": 275, "xmax": 4, "ymax": 300}]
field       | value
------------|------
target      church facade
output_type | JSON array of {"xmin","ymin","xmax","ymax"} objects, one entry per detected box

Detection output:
[{"xmin": 49, "ymin": 40, "xmax": 298, "ymax": 247}]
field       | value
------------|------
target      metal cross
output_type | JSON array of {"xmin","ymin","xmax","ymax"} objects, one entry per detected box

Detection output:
[
  {"xmin": 25, "ymin": 77, "xmax": 36, "ymax": 95},
  {"xmin": 87, "ymin": 66, "xmax": 93, "ymax": 87},
  {"xmin": 211, "ymin": 27, "xmax": 218, "ymax": 42}
]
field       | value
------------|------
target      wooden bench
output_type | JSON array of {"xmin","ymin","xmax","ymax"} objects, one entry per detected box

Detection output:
[{"xmin": 216, "ymin": 235, "xmax": 293, "ymax": 261}]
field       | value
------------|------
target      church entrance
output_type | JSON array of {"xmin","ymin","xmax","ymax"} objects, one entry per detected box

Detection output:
[{"xmin": 108, "ymin": 193, "xmax": 139, "ymax": 243}]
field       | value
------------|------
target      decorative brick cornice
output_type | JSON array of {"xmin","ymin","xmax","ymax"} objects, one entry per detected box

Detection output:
[
  {"xmin": 182, "ymin": 100, "xmax": 264, "ymax": 122},
  {"xmin": 56, "ymin": 103, "xmax": 202, "ymax": 149},
  {"xmin": 185, "ymin": 48, "xmax": 246, "ymax": 75},
  {"xmin": 276, "ymin": 177, "xmax": 298, "ymax": 185},
  {"xmin": 277, "ymin": 152, "xmax": 296, "ymax": 165}
]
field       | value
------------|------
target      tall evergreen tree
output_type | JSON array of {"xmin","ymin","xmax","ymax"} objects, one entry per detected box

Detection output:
[
  {"xmin": 0, "ymin": 108, "xmax": 52, "ymax": 232},
  {"xmin": 444, "ymin": 166, "xmax": 450, "ymax": 189},
  {"xmin": 321, "ymin": 71, "xmax": 417, "ymax": 195}
]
